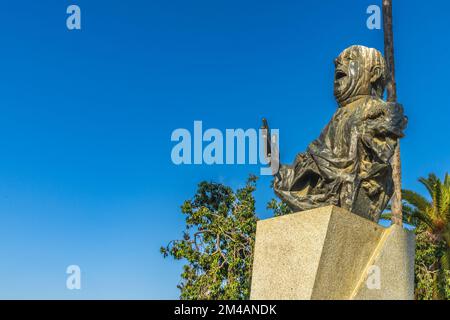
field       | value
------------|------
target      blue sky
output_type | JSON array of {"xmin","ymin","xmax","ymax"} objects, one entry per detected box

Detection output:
[{"xmin": 0, "ymin": 0, "xmax": 448, "ymax": 299}]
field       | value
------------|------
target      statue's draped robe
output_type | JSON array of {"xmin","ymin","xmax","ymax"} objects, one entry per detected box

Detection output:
[{"xmin": 274, "ymin": 96, "xmax": 406, "ymax": 222}]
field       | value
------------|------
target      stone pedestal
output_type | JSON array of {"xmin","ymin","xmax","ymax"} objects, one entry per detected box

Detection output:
[{"xmin": 250, "ymin": 206, "xmax": 415, "ymax": 300}]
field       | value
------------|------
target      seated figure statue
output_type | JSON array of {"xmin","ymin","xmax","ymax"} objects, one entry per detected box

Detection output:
[{"xmin": 273, "ymin": 45, "xmax": 407, "ymax": 223}]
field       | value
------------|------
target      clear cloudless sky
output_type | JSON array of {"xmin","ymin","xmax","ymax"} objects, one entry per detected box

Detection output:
[{"xmin": 0, "ymin": 0, "xmax": 448, "ymax": 299}]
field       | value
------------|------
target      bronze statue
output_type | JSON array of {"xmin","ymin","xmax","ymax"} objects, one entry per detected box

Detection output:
[{"xmin": 270, "ymin": 45, "xmax": 407, "ymax": 222}]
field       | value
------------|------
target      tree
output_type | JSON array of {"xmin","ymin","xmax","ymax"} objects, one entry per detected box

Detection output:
[
  {"xmin": 266, "ymin": 198, "xmax": 292, "ymax": 217},
  {"xmin": 383, "ymin": 173, "xmax": 450, "ymax": 299},
  {"xmin": 414, "ymin": 223, "xmax": 449, "ymax": 300},
  {"xmin": 161, "ymin": 175, "xmax": 258, "ymax": 300}
]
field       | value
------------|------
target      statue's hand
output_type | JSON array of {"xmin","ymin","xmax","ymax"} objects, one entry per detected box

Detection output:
[
  {"xmin": 386, "ymin": 102, "xmax": 407, "ymax": 138},
  {"xmin": 363, "ymin": 103, "xmax": 386, "ymax": 121},
  {"xmin": 364, "ymin": 101, "xmax": 407, "ymax": 138}
]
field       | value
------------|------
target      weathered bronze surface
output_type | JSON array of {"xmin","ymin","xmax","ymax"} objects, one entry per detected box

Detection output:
[{"xmin": 273, "ymin": 45, "xmax": 407, "ymax": 222}]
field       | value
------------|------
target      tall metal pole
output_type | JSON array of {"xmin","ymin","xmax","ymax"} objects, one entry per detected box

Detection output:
[{"xmin": 383, "ymin": 0, "xmax": 403, "ymax": 226}]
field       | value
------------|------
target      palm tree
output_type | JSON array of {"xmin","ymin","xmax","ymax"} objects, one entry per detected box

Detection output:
[{"xmin": 383, "ymin": 173, "xmax": 450, "ymax": 299}]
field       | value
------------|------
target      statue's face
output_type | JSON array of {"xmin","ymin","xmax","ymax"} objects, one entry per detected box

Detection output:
[{"xmin": 333, "ymin": 49, "xmax": 371, "ymax": 106}]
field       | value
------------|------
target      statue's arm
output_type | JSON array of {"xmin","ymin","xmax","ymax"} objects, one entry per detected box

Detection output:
[
  {"xmin": 273, "ymin": 163, "xmax": 294, "ymax": 192},
  {"xmin": 365, "ymin": 102, "xmax": 407, "ymax": 138},
  {"xmin": 362, "ymin": 101, "xmax": 407, "ymax": 162}
]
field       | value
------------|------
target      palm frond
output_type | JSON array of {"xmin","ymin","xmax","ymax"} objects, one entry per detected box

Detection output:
[
  {"xmin": 402, "ymin": 189, "xmax": 431, "ymax": 212},
  {"xmin": 381, "ymin": 212, "xmax": 413, "ymax": 225},
  {"xmin": 444, "ymin": 173, "xmax": 450, "ymax": 189},
  {"xmin": 439, "ymin": 176, "xmax": 450, "ymax": 224},
  {"xmin": 419, "ymin": 174, "xmax": 439, "ymax": 199},
  {"xmin": 402, "ymin": 204, "xmax": 415, "ymax": 216},
  {"xmin": 442, "ymin": 230, "xmax": 450, "ymax": 248},
  {"xmin": 411, "ymin": 209, "xmax": 434, "ymax": 230},
  {"xmin": 440, "ymin": 249, "xmax": 450, "ymax": 271},
  {"xmin": 442, "ymin": 189, "xmax": 450, "ymax": 224},
  {"xmin": 433, "ymin": 181, "xmax": 443, "ymax": 220},
  {"xmin": 380, "ymin": 213, "xmax": 392, "ymax": 220}
]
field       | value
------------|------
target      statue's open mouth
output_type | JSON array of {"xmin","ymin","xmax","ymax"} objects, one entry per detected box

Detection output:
[{"xmin": 335, "ymin": 70, "xmax": 347, "ymax": 81}]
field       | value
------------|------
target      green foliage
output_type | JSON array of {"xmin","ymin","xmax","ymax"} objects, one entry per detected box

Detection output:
[
  {"xmin": 160, "ymin": 175, "xmax": 258, "ymax": 300},
  {"xmin": 414, "ymin": 223, "xmax": 448, "ymax": 299},
  {"xmin": 163, "ymin": 172, "xmax": 449, "ymax": 300},
  {"xmin": 266, "ymin": 198, "xmax": 292, "ymax": 217},
  {"xmin": 389, "ymin": 173, "xmax": 450, "ymax": 300}
]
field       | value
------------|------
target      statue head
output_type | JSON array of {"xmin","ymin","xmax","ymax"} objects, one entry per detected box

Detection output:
[{"xmin": 334, "ymin": 45, "xmax": 388, "ymax": 106}]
